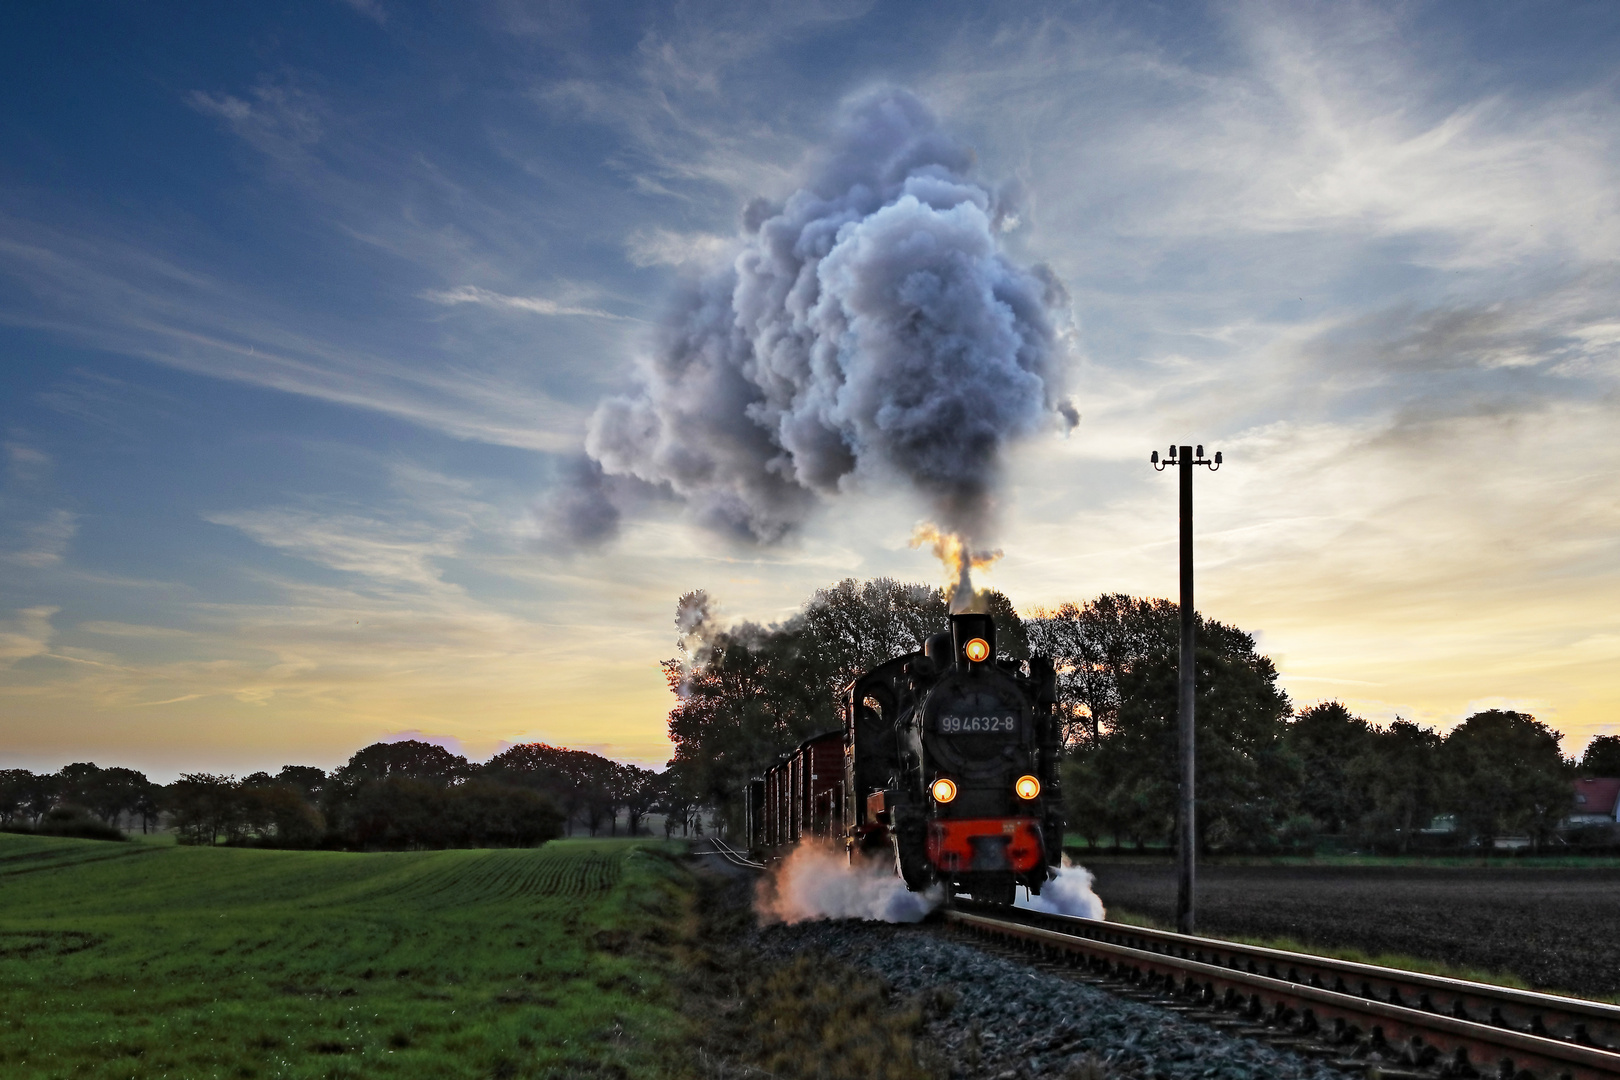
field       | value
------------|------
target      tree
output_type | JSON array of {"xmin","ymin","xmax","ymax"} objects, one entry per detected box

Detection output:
[
  {"xmin": 1026, "ymin": 594, "xmax": 1169, "ymax": 750},
  {"xmin": 166, "ymin": 774, "xmax": 240, "ymax": 845},
  {"xmin": 1442, "ymin": 710, "xmax": 1571, "ymax": 851},
  {"xmin": 795, "ymin": 578, "xmax": 950, "ymax": 694},
  {"xmin": 1579, "ymin": 736, "xmax": 1620, "ymax": 778},
  {"xmin": 612, "ymin": 763, "xmax": 661, "ymax": 836},
  {"xmin": 325, "ymin": 740, "xmax": 469, "ymax": 827},
  {"xmin": 978, "ymin": 589, "xmax": 1030, "ymax": 661},
  {"xmin": 275, "ymin": 765, "xmax": 327, "ymax": 800},
  {"xmin": 663, "ymin": 590, "xmax": 835, "ymax": 826},
  {"xmin": 630, "ymin": 768, "xmax": 670, "ymax": 836},
  {"xmin": 443, "ymin": 781, "xmax": 563, "ymax": 847},
  {"xmin": 337, "ymin": 776, "xmax": 562, "ymax": 849},
  {"xmin": 239, "ymin": 782, "xmax": 325, "ymax": 847},
  {"xmin": 484, "ymin": 743, "xmax": 626, "ymax": 835},
  {"xmin": 1282, "ymin": 702, "xmax": 1377, "ymax": 836},
  {"xmin": 1044, "ymin": 596, "xmax": 1295, "ymax": 852},
  {"xmin": 0, "ymin": 770, "xmax": 35, "ymax": 827},
  {"xmin": 333, "ymin": 741, "xmax": 469, "ymax": 787},
  {"xmin": 1353, "ymin": 719, "xmax": 1441, "ymax": 853},
  {"xmin": 0, "ymin": 771, "xmax": 82, "ymax": 830},
  {"xmin": 344, "ymin": 777, "xmax": 447, "ymax": 849}
]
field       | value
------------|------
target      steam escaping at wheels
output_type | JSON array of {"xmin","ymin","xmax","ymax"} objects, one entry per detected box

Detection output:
[
  {"xmin": 1013, "ymin": 857, "xmax": 1106, "ymax": 919},
  {"xmin": 755, "ymin": 840, "xmax": 943, "ymax": 924}
]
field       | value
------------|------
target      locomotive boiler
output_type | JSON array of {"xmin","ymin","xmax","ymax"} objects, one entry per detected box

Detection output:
[{"xmin": 749, "ymin": 610, "xmax": 1063, "ymax": 904}]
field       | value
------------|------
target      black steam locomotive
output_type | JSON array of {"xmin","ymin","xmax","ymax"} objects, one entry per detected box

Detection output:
[{"xmin": 748, "ymin": 611, "xmax": 1063, "ymax": 903}]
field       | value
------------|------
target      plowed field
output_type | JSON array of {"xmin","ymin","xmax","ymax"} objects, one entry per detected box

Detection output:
[{"xmin": 1082, "ymin": 858, "xmax": 1620, "ymax": 998}]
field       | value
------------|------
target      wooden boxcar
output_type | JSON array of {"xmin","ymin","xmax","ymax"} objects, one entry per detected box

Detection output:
[{"xmin": 747, "ymin": 729, "xmax": 844, "ymax": 853}]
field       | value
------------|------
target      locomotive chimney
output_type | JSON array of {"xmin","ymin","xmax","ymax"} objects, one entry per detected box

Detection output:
[{"xmin": 950, "ymin": 612, "xmax": 996, "ymax": 671}]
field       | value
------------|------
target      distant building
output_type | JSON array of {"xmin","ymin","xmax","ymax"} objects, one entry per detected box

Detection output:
[{"xmin": 1568, "ymin": 778, "xmax": 1620, "ymax": 827}]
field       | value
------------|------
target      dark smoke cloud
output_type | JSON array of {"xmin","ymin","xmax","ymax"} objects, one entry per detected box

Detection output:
[
  {"xmin": 536, "ymin": 455, "xmax": 622, "ymax": 548},
  {"xmin": 572, "ymin": 88, "xmax": 1073, "ymax": 548}
]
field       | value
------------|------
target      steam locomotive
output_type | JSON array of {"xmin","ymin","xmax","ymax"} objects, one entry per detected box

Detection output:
[{"xmin": 747, "ymin": 611, "xmax": 1063, "ymax": 903}]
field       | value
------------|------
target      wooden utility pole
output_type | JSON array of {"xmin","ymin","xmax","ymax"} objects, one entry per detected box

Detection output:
[{"xmin": 1152, "ymin": 443, "xmax": 1220, "ymax": 935}]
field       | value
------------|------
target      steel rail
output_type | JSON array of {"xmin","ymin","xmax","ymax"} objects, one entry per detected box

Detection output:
[
  {"xmin": 696, "ymin": 838, "xmax": 766, "ymax": 871},
  {"xmin": 947, "ymin": 902, "xmax": 1620, "ymax": 1080}
]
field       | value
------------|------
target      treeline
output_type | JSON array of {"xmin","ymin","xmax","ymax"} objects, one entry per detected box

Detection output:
[
  {"xmin": 1045, "ymin": 595, "xmax": 1612, "ymax": 853},
  {"xmin": 665, "ymin": 581, "xmax": 1614, "ymax": 854},
  {"xmin": 1, "ymin": 740, "xmax": 676, "ymax": 851}
]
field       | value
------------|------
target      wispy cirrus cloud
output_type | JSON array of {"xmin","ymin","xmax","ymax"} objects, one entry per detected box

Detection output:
[
  {"xmin": 0, "ymin": 606, "xmax": 57, "ymax": 666},
  {"xmin": 336, "ymin": 0, "xmax": 385, "ymax": 25},
  {"xmin": 187, "ymin": 82, "xmax": 327, "ymax": 168},
  {"xmin": 623, "ymin": 227, "xmax": 733, "ymax": 269},
  {"xmin": 5, "ymin": 509, "xmax": 77, "ymax": 568},
  {"xmin": 0, "ymin": 217, "xmax": 589, "ymax": 450},
  {"xmin": 423, "ymin": 284, "xmax": 633, "ymax": 321},
  {"xmin": 204, "ymin": 506, "xmax": 465, "ymax": 590}
]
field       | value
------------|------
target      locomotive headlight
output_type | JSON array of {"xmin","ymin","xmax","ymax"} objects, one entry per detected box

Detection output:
[
  {"xmin": 931, "ymin": 778, "xmax": 958, "ymax": 803},
  {"xmin": 1015, "ymin": 775, "xmax": 1041, "ymax": 800},
  {"xmin": 963, "ymin": 637, "xmax": 991, "ymax": 663}
]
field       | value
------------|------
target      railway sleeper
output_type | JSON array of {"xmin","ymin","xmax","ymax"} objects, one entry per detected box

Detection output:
[
  {"xmin": 1399, "ymin": 1035, "xmax": 1441, "ymax": 1069},
  {"xmin": 1437, "ymin": 1045, "xmax": 1481, "ymax": 1078}
]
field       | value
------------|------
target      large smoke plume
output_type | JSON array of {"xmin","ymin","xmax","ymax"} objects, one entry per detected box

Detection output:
[{"xmin": 569, "ymin": 89, "xmax": 1073, "ymax": 593}]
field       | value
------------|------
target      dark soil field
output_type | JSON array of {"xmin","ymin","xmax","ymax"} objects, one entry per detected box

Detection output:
[{"xmin": 1081, "ymin": 858, "xmax": 1620, "ymax": 999}]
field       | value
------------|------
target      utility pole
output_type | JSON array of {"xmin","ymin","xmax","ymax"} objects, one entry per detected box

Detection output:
[{"xmin": 1151, "ymin": 443, "xmax": 1220, "ymax": 935}]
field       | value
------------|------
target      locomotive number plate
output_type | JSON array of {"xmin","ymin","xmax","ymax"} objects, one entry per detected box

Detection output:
[{"xmin": 936, "ymin": 714, "xmax": 1017, "ymax": 734}]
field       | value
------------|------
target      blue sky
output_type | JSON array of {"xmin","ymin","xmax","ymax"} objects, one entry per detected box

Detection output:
[{"xmin": 3, "ymin": 1, "xmax": 1619, "ymax": 778}]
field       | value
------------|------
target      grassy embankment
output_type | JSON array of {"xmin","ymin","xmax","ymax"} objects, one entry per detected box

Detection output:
[{"xmin": 0, "ymin": 832, "xmax": 692, "ymax": 1079}]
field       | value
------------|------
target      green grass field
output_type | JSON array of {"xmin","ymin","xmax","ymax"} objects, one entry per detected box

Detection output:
[{"xmin": 0, "ymin": 833, "xmax": 693, "ymax": 1080}]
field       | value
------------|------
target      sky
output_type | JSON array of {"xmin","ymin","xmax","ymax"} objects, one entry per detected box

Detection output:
[{"xmin": 2, "ymin": 1, "xmax": 1618, "ymax": 780}]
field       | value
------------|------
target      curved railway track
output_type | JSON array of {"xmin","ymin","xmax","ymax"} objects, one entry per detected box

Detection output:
[
  {"xmin": 946, "ymin": 899, "xmax": 1620, "ymax": 1080},
  {"xmin": 694, "ymin": 838, "xmax": 766, "ymax": 871}
]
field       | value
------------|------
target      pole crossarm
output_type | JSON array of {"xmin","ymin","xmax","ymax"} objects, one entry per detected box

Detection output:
[
  {"xmin": 1150, "ymin": 445, "xmax": 1222, "ymax": 471},
  {"xmin": 1150, "ymin": 442, "xmax": 1221, "ymax": 935}
]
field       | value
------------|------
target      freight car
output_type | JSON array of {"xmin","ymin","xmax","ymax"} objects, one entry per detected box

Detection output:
[
  {"xmin": 746, "ymin": 610, "xmax": 1062, "ymax": 903},
  {"xmin": 749, "ymin": 729, "xmax": 844, "ymax": 849}
]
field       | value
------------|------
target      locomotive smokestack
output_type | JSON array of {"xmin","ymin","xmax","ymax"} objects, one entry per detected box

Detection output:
[
  {"xmin": 951, "ymin": 611, "xmax": 997, "ymax": 669},
  {"xmin": 562, "ymin": 88, "xmax": 1075, "ymax": 558}
]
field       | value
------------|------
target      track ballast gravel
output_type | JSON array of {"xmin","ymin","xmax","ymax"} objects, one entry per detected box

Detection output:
[{"xmin": 753, "ymin": 918, "xmax": 1345, "ymax": 1080}]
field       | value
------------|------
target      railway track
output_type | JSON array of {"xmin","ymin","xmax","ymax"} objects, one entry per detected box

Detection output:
[
  {"xmin": 945, "ymin": 899, "xmax": 1620, "ymax": 1080},
  {"xmin": 693, "ymin": 837, "xmax": 766, "ymax": 871}
]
